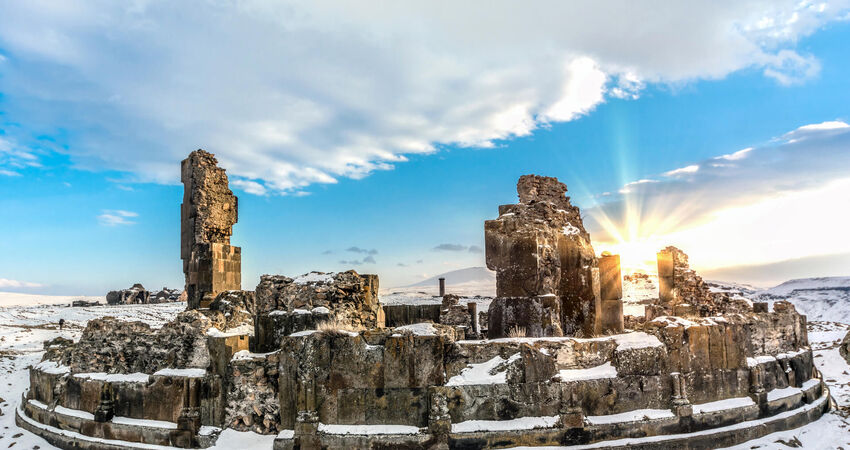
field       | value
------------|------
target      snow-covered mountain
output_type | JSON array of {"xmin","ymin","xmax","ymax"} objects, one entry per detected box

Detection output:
[
  {"xmin": 0, "ymin": 291, "xmax": 103, "ymax": 308},
  {"xmin": 752, "ymin": 276, "xmax": 850, "ymax": 323},
  {"xmin": 406, "ymin": 266, "xmax": 496, "ymax": 288}
]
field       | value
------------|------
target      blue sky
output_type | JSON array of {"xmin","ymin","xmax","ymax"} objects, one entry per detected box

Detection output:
[{"xmin": 1, "ymin": 1, "xmax": 849, "ymax": 294}]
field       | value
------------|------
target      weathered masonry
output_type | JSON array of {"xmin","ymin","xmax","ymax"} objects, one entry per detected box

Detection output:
[
  {"xmin": 17, "ymin": 160, "xmax": 829, "ymax": 450},
  {"xmin": 181, "ymin": 150, "xmax": 242, "ymax": 309}
]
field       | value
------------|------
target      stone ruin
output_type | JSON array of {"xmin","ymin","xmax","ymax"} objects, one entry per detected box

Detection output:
[
  {"xmin": 181, "ymin": 150, "xmax": 241, "ymax": 309},
  {"xmin": 18, "ymin": 162, "xmax": 830, "ymax": 450},
  {"xmin": 106, "ymin": 283, "xmax": 151, "ymax": 305},
  {"xmin": 106, "ymin": 284, "xmax": 182, "ymax": 305},
  {"xmin": 485, "ymin": 175, "xmax": 622, "ymax": 338}
]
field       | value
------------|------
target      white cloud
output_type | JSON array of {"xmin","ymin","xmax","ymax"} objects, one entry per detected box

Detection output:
[
  {"xmin": 0, "ymin": 278, "xmax": 42, "ymax": 288},
  {"xmin": 664, "ymin": 165, "xmax": 700, "ymax": 177},
  {"xmin": 618, "ymin": 179, "xmax": 658, "ymax": 194},
  {"xmin": 589, "ymin": 120, "xmax": 850, "ymax": 271},
  {"xmin": 231, "ymin": 179, "xmax": 267, "ymax": 196},
  {"xmin": 0, "ymin": 1, "xmax": 848, "ymax": 193},
  {"xmin": 97, "ymin": 209, "xmax": 138, "ymax": 226},
  {"xmin": 718, "ymin": 147, "xmax": 753, "ymax": 161}
]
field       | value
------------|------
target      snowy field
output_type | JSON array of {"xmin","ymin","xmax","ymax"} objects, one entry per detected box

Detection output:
[{"xmin": 2, "ymin": 275, "xmax": 850, "ymax": 449}]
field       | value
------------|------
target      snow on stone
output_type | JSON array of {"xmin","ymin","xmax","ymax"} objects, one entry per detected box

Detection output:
[
  {"xmin": 277, "ymin": 429, "xmax": 295, "ymax": 439},
  {"xmin": 112, "ymin": 416, "xmax": 178, "ymax": 429},
  {"xmin": 801, "ymin": 378, "xmax": 820, "ymax": 390},
  {"xmin": 446, "ymin": 353, "xmax": 521, "ymax": 386},
  {"xmin": 746, "ymin": 355, "xmax": 777, "ymax": 367},
  {"xmin": 311, "ymin": 306, "xmax": 330, "ymax": 314},
  {"xmin": 556, "ymin": 362, "xmax": 617, "ymax": 382},
  {"xmin": 392, "ymin": 322, "xmax": 438, "ymax": 336},
  {"xmin": 562, "ymin": 223, "xmax": 581, "ymax": 236},
  {"xmin": 692, "ymin": 396, "xmax": 755, "ymax": 414},
  {"xmin": 612, "ymin": 332, "xmax": 663, "ymax": 351},
  {"xmin": 210, "ymin": 429, "xmax": 278, "ymax": 449},
  {"xmin": 290, "ymin": 330, "xmax": 319, "ymax": 337},
  {"xmin": 74, "ymin": 372, "xmax": 151, "ymax": 383},
  {"xmin": 231, "ymin": 349, "xmax": 280, "ymax": 361},
  {"xmin": 153, "ymin": 368, "xmax": 206, "ymax": 377},
  {"xmin": 292, "ymin": 308, "xmax": 311, "ymax": 315},
  {"xmin": 775, "ymin": 347, "xmax": 808, "ymax": 360},
  {"xmin": 586, "ymin": 408, "xmax": 675, "ymax": 425},
  {"xmin": 317, "ymin": 423, "xmax": 421, "ymax": 435},
  {"xmin": 766, "ymin": 386, "xmax": 802, "ymax": 402},
  {"xmin": 451, "ymin": 415, "xmax": 560, "ymax": 433},
  {"xmin": 35, "ymin": 359, "xmax": 70, "ymax": 374},
  {"xmin": 206, "ymin": 324, "xmax": 253, "ymax": 337},
  {"xmin": 294, "ymin": 272, "xmax": 335, "ymax": 285}
]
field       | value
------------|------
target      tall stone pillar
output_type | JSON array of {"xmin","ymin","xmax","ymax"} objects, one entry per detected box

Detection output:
[
  {"xmin": 485, "ymin": 175, "xmax": 599, "ymax": 337},
  {"xmin": 181, "ymin": 150, "xmax": 241, "ymax": 309},
  {"xmin": 657, "ymin": 249, "xmax": 674, "ymax": 305},
  {"xmin": 597, "ymin": 253, "xmax": 623, "ymax": 334},
  {"xmin": 438, "ymin": 277, "xmax": 446, "ymax": 297}
]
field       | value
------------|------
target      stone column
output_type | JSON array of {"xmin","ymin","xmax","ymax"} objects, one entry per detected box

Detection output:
[
  {"xmin": 438, "ymin": 277, "xmax": 446, "ymax": 297},
  {"xmin": 428, "ymin": 388, "xmax": 451, "ymax": 449},
  {"xmin": 175, "ymin": 378, "xmax": 201, "ymax": 448},
  {"xmin": 294, "ymin": 374, "xmax": 320, "ymax": 450},
  {"xmin": 597, "ymin": 254, "xmax": 624, "ymax": 334},
  {"xmin": 657, "ymin": 250, "xmax": 674, "ymax": 305},
  {"xmin": 749, "ymin": 365, "xmax": 768, "ymax": 416},
  {"xmin": 467, "ymin": 302, "xmax": 479, "ymax": 336},
  {"xmin": 671, "ymin": 372, "xmax": 692, "ymax": 417}
]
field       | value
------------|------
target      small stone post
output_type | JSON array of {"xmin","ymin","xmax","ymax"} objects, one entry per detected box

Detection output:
[
  {"xmin": 93, "ymin": 382, "xmax": 114, "ymax": 422},
  {"xmin": 439, "ymin": 277, "xmax": 446, "ymax": 297},
  {"xmin": 749, "ymin": 365, "xmax": 768, "ymax": 416},
  {"xmin": 467, "ymin": 302, "xmax": 479, "ymax": 336},
  {"xmin": 671, "ymin": 372, "xmax": 692, "ymax": 418},
  {"xmin": 295, "ymin": 374, "xmax": 320, "ymax": 449}
]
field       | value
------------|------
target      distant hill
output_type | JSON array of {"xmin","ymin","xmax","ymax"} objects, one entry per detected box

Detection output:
[
  {"xmin": 753, "ymin": 276, "xmax": 850, "ymax": 323},
  {"xmin": 407, "ymin": 267, "xmax": 496, "ymax": 288}
]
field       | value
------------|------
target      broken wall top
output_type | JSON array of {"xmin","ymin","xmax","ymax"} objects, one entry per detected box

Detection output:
[
  {"xmin": 181, "ymin": 149, "xmax": 238, "ymax": 247},
  {"xmin": 255, "ymin": 270, "xmax": 381, "ymax": 329}
]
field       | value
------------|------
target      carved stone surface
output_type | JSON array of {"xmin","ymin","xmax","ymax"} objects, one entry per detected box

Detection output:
[
  {"xmin": 181, "ymin": 149, "xmax": 241, "ymax": 309},
  {"xmin": 485, "ymin": 175, "xmax": 601, "ymax": 337}
]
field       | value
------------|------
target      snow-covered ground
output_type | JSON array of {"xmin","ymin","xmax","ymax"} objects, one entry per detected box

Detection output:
[
  {"xmin": 2, "ymin": 274, "xmax": 850, "ymax": 449},
  {"xmin": 0, "ymin": 291, "xmax": 104, "ymax": 308}
]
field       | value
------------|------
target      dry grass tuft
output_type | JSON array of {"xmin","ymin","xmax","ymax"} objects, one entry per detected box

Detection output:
[
  {"xmin": 316, "ymin": 317, "xmax": 358, "ymax": 337},
  {"xmin": 507, "ymin": 325, "xmax": 527, "ymax": 339}
]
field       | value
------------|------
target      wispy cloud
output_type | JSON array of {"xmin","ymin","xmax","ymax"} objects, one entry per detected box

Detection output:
[
  {"xmin": 433, "ymin": 244, "xmax": 467, "ymax": 252},
  {"xmin": 339, "ymin": 254, "xmax": 376, "ymax": 266},
  {"xmin": 468, "ymin": 245, "xmax": 484, "ymax": 254},
  {"xmin": 98, "ymin": 209, "xmax": 138, "ymax": 226},
  {"xmin": 0, "ymin": 2, "xmax": 845, "ymax": 192},
  {"xmin": 0, "ymin": 278, "xmax": 42, "ymax": 288},
  {"xmin": 589, "ymin": 120, "xmax": 850, "ymax": 271},
  {"xmin": 347, "ymin": 247, "xmax": 378, "ymax": 255}
]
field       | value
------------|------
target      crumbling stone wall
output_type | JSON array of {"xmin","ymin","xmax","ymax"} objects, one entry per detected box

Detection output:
[
  {"xmin": 226, "ymin": 351, "xmax": 281, "ymax": 434},
  {"xmin": 206, "ymin": 290, "xmax": 255, "ymax": 332},
  {"xmin": 485, "ymin": 175, "xmax": 600, "ymax": 337},
  {"xmin": 656, "ymin": 246, "xmax": 723, "ymax": 316},
  {"xmin": 181, "ymin": 150, "xmax": 241, "ymax": 309},
  {"xmin": 52, "ymin": 311, "xmax": 213, "ymax": 374},
  {"xmin": 255, "ymin": 271, "xmax": 381, "ymax": 329}
]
